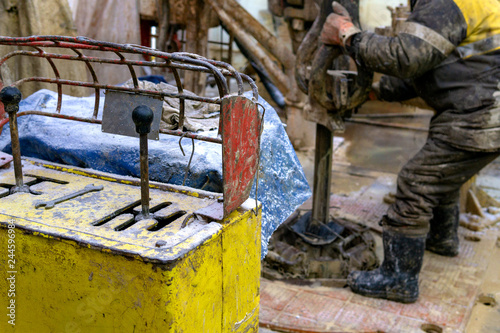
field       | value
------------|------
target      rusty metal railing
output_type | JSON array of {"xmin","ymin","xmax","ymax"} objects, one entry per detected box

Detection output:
[
  {"xmin": 0, "ymin": 35, "xmax": 258, "ymax": 143},
  {"xmin": 0, "ymin": 35, "xmax": 262, "ymax": 218}
]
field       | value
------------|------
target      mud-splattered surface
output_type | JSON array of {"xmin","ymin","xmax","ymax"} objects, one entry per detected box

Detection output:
[
  {"xmin": 262, "ymin": 101, "xmax": 500, "ymax": 332},
  {"xmin": 0, "ymin": 89, "xmax": 311, "ymax": 257},
  {"xmin": 465, "ymin": 233, "xmax": 500, "ymax": 333}
]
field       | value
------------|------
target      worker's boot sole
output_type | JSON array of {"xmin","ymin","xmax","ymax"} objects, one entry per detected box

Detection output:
[{"xmin": 426, "ymin": 238, "xmax": 459, "ymax": 257}]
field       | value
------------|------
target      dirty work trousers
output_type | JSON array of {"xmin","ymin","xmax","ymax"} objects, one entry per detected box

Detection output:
[{"xmin": 386, "ymin": 136, "xmax": 500, "ymax": 236}]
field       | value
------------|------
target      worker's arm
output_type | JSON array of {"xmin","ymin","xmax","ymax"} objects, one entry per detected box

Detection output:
[
  {"xmin": 374, "ymin": 76, "xmax": 418, "ymax": 102},
  {"xmin": 348, "ymin": 0, "xmax": 467, "ymax": 79}
]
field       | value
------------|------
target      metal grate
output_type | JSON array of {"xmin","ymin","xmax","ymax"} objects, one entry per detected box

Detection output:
[
  {"xmin": 0, "ymin": 35, "xmax": 258, "ymax": 143},
  {"xmin": 0, "ymin": 35, "xmax": 262, "ymax": 218}
]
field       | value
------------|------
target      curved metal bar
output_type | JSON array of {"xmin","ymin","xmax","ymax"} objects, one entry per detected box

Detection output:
[
  {"xmin": 212, "ymin": 60, "xmax": 243, "ymax": 95},
  {"xmin": 0, "ymin": 110, "xmax": 224, "ymax": 144},
  {"xmin": 0, "ymin": 110, "xmax": 102, "ymax": 128},
  {"xmin": 76, "ymin": 38, "xmax": 230, "ymax": 97},
  {"xmin": 161, "ymin": 129, "xmax": 222, "ymax": 144},
  {"xmin": 12, "ymin": 77, "xmax": 221, "ymax": 104},
  {"xmin": 161, "ymin": 55, "xmax": 228, "ymax": 99},
  {"xmin": 240, "ymin": 73, "xmax": 259, "ymax": 101},
  {"xmin": 178, "ymin": 133, "xmax": 196, "ymax": 186},
  {"xmin": 34, "ymin": 46, "xmax": 62, "ymax": 113},
  {"xmin": 114, "ymin": 51, "xmax": 139, "ymax": 88},
  {"xmin": 0, "ymin": 49, "xmax": 174, "ymax": 70},
  {"xmin": 253, "ymin": 102, "xmax": 266, "ymax": 214},
  {"xmin": 0, "ymin": 35, "xmax": 261, "ymax": 147},
  {"xmin": 0, "ymin": 50, "xmax": 29, "ymax": 67},
  {"xmin": 0, "ymin": 49, "xmax": 248, "ymax": 93},
  {"xmin": 0, "ymin": 36, "xmax": 236, "ymax": 85},
  {"xmin": 71, "ymin": 48, "xmax": 100, "ymax": 119},
  {"xmin": 165, "ymin": 59, "xmax": 186, "ymax": 130},
  {"xmin": 176, "ymin": 52, "xmax": 244, "ymax": 96},
  {"xmin": 41, "ymin": 36, "xmax": 227, "ymax": 97},
  {"xmin": 205, "ymin": 60, "xmax": 244, "ymax": 96},
  {"xmin": 0, "ymin": 38, "xmax": 180, "ymax": 64}
]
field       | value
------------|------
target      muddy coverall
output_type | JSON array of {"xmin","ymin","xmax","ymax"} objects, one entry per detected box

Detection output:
[{"xmin": 349, "ymin": 0, "xmax": 500, "ymax": 236}]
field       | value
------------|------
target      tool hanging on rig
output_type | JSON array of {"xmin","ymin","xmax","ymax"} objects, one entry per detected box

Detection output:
[{"xmin": 293, "ymin": 0, "xmax": 373, "ymax": 244}]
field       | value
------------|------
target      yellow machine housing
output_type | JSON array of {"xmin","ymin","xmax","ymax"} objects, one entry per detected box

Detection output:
[{"xmin": 0, "ymin": 160, "xmax": 261, "ymax": 332}]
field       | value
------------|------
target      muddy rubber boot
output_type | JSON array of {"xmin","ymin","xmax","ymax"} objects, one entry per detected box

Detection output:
[
  {"xmin": 426, "ymin": 203, "xmax": 459, "ymax": 257},
  {"xmin": 347, "ymin": 227, "xmax": 425, "ymax": 303}
]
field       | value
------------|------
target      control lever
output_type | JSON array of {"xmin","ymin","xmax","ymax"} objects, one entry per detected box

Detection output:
[
  {"xmin": 0, "ymin": 86, "xmax": 29, "ymax": 194},
  {"xmin": 132, "ymin": 105, "xmax": 154, "ymax": 221}
]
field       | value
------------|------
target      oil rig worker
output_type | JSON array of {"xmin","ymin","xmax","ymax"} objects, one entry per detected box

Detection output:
[{"xmin": 320, "ymin": 0, "xmax": 500, "ymax": 303}]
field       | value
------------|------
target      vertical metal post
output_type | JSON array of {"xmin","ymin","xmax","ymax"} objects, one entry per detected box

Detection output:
[
  {"xmin": 0, "ymin": 86, "xmax": 29, "ymax": 193},
  {"xmin": 139, "ymin": 134, "xmax": 150, "ymax": 217},
  {"xmin": 132, "ymin": 105, "xmax": 154, "ymax": 220},
  {"xmin": 311, "ymin": 123, "xmax": 333, "ymax": 225}
]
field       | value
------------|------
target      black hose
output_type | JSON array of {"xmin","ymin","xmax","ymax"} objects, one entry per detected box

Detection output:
[{"xmin": 228, "ymin": 29, "xmax": 286, "ymax": 109}]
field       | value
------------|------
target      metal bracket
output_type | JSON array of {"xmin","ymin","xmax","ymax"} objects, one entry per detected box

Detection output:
[
  {"xmin": 102, "ymin": 90, "xmax": 163, "ymax": 140},
  {"xmin": 221, "ymin": 95, "xmax": 261, "ymax": 217}
]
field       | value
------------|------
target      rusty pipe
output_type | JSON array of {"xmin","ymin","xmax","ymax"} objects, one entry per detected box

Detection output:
[
  {"xmin": 0, "ymin": 87, "xmax": 30, "ymax": 193},
  {"xmin": 132, "ymin": 105, "xmax": 155, "ymax": 220},
  {"xmin": 205, "ymin": 0, "xmax": 291, "ymax": 94},
  {"xmin": 211, "ymin": 0, "xmax": 296, "ymax": 70}
]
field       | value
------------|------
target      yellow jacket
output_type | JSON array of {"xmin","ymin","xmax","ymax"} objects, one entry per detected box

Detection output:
[{"xmin": 352, "ymin": 0, "xmax": 500, "ymax": 150}]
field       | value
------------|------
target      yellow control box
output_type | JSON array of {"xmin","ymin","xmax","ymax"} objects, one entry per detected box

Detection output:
[{"xmin": 0, "ymin": 160, "xmax": 261, "ymax": 332}]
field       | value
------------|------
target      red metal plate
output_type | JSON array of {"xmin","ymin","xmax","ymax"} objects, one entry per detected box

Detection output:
[
  {"xmin": 222, "ymin": 95, "xmax": 261, "ymax": 217},
  {"xmin": 0, "ymin": 81, "xmax": 4, "ymax": 135}
]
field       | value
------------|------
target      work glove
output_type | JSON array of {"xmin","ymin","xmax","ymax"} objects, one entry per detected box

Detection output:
[
  {"xmin": 320, "ymin": 1, "xmax": 361, "ymax": 47},
  {"xmin": 368, "ymin": 81, "xmax": 380, "ymax": 101}
]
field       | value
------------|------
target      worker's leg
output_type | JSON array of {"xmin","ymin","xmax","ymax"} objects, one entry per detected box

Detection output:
[
  {"xmin": 348, "ymin": 221, "xmax": 426, "ymax": 303},
  {"xmin": 349, "ymin": 137, "xmax": 500, "ymax": 303},
  {"xmin": 427, "ymin": 202, "xmax": 460, "ymax": 256},
  {"xmin": 387, "ymin": 137, "xmax": 500, "ymax": 234},
  {"xmin": 392, "ymin": 139, "xmax": 500, "ymax": 255}
]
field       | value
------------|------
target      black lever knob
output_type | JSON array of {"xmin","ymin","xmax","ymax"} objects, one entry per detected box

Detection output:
[
  {"xmin": 132, "ymin": 105, "xmax": 154, "ymax": 135},
  {"xmin": 0, "ymin": 86, "xmax": 22, "ymax": 113}
]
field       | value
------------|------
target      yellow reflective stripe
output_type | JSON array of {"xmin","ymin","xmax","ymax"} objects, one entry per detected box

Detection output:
[
  {"xmin": 398, "ymin": 22, "xmax": 455, "ymax": 56},
  {"xmin": 453, "ymin": 0, "xmax": 500, "ymax": 45},
  {"xmin": 456, "ymin": 34, "xmax": 500, "ymax": 58}
]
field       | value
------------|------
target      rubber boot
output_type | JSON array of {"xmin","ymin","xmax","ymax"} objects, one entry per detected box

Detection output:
[
  {"xmin": 347, "ymin": 226, "xmax": 425, "ymax": 303},
  {"xmin": 426, "ymin": 203, "xmax": 460, "ymax": 257}
]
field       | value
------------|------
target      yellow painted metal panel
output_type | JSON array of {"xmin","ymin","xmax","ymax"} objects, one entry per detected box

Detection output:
[
  {"xmin": 222, "ymin": 209, "xmax": 261, "ymax": 333},
  {"xmin": 0, "ymin": 167, "xmax": 222, "ymax": 261},
  {"xmin": 0, "ymin": 162, "xmax": 261, "ymax": 332},
  {"xmin": 0, "ymin": 227, "xmax": 223, "ymax": 333}
]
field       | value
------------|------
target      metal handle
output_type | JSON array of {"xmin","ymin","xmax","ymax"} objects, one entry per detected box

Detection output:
[
  {"xmin": 0, "ymin": 86, "xmax": 29, "ymax": 194},
  {"xmin": 132, "ymin": 105, "xmax": 154, "ymax": 220}
]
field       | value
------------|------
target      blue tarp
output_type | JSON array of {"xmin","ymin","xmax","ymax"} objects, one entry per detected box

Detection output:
[{"xmin": 0, "ymin": 89, "xmax": 311, "ymax": 257}]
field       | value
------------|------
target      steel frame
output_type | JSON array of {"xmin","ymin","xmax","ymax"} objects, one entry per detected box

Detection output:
[{"xmin": 0, "ymin": 35, "xmax": 261, "ymax": 218}]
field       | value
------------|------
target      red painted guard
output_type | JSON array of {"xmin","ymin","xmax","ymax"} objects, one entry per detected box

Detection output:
[{"xmin": 222, "ymin": 95, "xmax": 261, "ymax": 217}]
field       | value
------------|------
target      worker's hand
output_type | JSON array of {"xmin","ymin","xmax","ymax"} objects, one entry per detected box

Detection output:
[
  {"xmin": 320, "ymin": 2, "xmax": 361, "ymax": 47},
  {"xmin": 368, "ymin": 82, "xmax": 380, "ymax": 101}
]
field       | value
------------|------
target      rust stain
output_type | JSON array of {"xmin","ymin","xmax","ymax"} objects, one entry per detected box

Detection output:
[{"xmin": 221, "ymin": 95, "xmax": 261, "ymax": 217}]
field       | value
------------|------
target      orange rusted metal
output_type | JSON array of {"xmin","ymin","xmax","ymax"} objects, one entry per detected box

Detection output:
[
  {"xmin": 221, "ymin": 95, "xmax": 262, "ymax": 217},
  {"xmin": 0, "ymin": 35, "xmax": 261, "ymax": 218}
]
